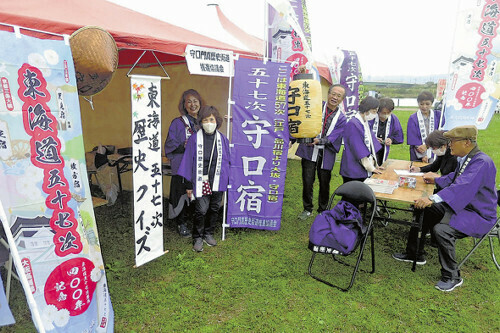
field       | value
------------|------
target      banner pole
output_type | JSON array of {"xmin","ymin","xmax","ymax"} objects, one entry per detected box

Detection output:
[
  {"xmin": 222, "ymin": 53, "xmax": 235, "ymax": 241},
  {"xmin": 0, "ymin": 203, "xmax": 46, "ymax": 333}
]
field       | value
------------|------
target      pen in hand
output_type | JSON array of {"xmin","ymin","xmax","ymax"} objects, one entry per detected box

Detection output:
[{"xmin": 409, "ymin": 161, "xmax": 413, "ymax": 171}]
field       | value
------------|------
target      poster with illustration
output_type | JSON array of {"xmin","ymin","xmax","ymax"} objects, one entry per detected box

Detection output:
[
  {"xmin": 443, "ymin": 0, "xmax": 500, "ymax": 129},
  {"xmin": 0, "ymin": 28, "xmax": 113, "ymax": 332}
]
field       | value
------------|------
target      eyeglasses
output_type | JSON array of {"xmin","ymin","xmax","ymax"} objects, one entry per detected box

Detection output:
[{"xmin": 447, "ymin": 138, "xmax": 468, "ymax": 144}]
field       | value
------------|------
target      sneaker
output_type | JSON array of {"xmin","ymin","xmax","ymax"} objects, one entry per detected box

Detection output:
[
  {"xmin": 177, "ymin": 224, "xmax": 191, "ymax": 238},
  {"xmin": 193, "ymin": 238, "xmax": 203, "ymax": 252},
  {"xmin": 298, "ymin": 210, "xmax": 312, "ymax": 220},
  {"xmin": 203, "ymin": 234, "xmax": 217, "ymax": 247},
  {"xmin": 392, "ymin": 252, "xmax": 426, "ymax": 265},
  {"xmin": 435, "ymin": 278, "xmax": 463, "ymax": 292}
]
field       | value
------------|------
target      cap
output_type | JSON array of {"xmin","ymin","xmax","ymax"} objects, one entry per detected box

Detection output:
[{"xmin": 444, "ymin": 125, "xmax": 478, "ymax": 141}]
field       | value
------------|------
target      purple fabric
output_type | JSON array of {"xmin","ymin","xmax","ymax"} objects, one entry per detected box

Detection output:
[
  {"xmin": 368, "ymin": 114, "xmax": 404, "ymax": 161},
  {"xmin": 227, "ymin": 58, "xmax": 291, "ymax": 230},
  {"xmin": 309, "ymin": 200, "xmax": 364, "ymax": 254},
  {"xmin": 295, "ymin": 102, "xmax": 346, "ymax": 170},
  {"xmin": 435, "ymin": 151, "xmax": 497, "ymax": 237},
  {"xmin": 339, "ymin": 117, "xmax": 382, "ymax": 179},
  {"xmin": 177, "ymin": 130, "xmax": 230, "ymax": 198},
  {"xmin": 340, "ymin": 50, "xmax": 362, "ymax": 120},
  {"xmin": 164, "ymin": 117, "xmax": 189, "ymax": 175},
  {"xmin": 406, "ymin": 111, "xmax": 442, "ymax": 161}
]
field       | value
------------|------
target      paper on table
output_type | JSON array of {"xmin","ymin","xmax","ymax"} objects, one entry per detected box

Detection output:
[
  {"xmin": 364, "ymin": 178, "xmax": 399, "ymax": 194},
  {"xmin": 394, "ymin": 169, "xmax": 424, "ymax": 177}
]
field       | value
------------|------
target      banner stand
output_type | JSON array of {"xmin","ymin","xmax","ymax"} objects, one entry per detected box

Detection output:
[
  {"xmin": 221, "ymin": 52, "xmax": 236, "ymax": 241},
  {"xmin": 0, "ymin": 203, "xmax": 46, "ymax": 333}
]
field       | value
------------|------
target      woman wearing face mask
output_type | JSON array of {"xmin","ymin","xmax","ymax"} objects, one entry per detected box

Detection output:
[
  {"xmin": 178, "ymin": 106, "xmax": 230, "ymax": 252},
  {"xmin": 409, "ymin": 130, "xmax": 458, "ymax": 191},
  {"xmin": 164, "ymin": 89, "xmax": 203, "ymax": 238},
  {"xmin": 369, "ymin": 98, "xmax": 404, "ymax": 166},
  {"xmin": 339, "ymin": 96, "xmax": 383, "ymax": 183}
]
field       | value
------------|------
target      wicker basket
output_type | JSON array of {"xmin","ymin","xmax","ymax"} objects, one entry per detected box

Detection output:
[{"xmin": 69, "ymin": 26, "xmax": 118, "ymax": 96}]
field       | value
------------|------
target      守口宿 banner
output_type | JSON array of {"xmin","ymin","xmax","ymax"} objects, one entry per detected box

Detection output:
[
  {"xmin": 0, "ymin": 29, "xmax": 113, "ymax": 332},
  {"xmin": 227, "ymin": 58, "xmax": 291, "ymax": 230},
  {"xmin": 130, "ymin": 75, "xmax": 164, "ymax": 267},
  {"xmin": 339, "ymin": 50, "xmax": 363, "ymax": 121},
  {"xmin": 442, "ymin": 0, "xmax": 500, "ymax": 129}
]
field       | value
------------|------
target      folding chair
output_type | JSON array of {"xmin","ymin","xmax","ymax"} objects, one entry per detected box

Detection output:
[
  {"xmin": 307, "ymin": 181, "xmax": 377, "ymax": 291},
  {"xmin": 458, "ymin": 190, "xmax": 500, "ymax": 270},
  {"xmin": 0, "ymin": 237, "xmax": 19, "ymax": 304}
]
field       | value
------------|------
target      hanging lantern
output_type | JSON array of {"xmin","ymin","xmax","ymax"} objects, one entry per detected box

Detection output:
[
  {"xmin": 69, "ymin": 26, "xmax": 118, "ymax": 96},
  {"xmin": 287, "ymin": 73, "xmax": 322, "ymax": 143}
]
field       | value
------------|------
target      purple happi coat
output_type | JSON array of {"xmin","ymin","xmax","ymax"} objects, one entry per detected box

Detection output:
[
  {"xmin": 178, "ymin": 129, "xmax": 230, "ymax": 198},
  {"xmin": 295, "ymin": 103, "xmax": 347, "ymax": 170},
  {"xmin": 435, "ymin": 150, "xmax": 497, "ymax": 237},
  {"xmin": 339, "ymin": 116, "xmax": 382, "ymax": 179},
  {"xmin": 407, "ymin": 110, "xmax": 441, "ymax": 161},
  {"xmin": 164, "ymin": 116, "xmax": 195, "ymax": 175},
  {"xmin": 368, "ymin": 114, "xmax": 404, "ymax": 162}
]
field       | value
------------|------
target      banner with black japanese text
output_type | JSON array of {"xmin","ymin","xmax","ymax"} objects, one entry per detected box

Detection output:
[
  {"xmin": 227, "ymin": 58, "xmax": 291, "ymax": 230},
  {"xmin": 130, "ymin": 75, "xmax": 164, "ymax": 267},
  {"xmin": 0, "ymin": 29, "xmax": 113, "ymax": 332}
]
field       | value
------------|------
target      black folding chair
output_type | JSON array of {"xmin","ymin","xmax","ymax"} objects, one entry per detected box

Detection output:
[
  {"xmin": 308, "ymin": 181, "xmax": 377, "ymax": 291},
  {"xmin": 458, "ymin": 190, "xmax": 500, "ymax": 270}
]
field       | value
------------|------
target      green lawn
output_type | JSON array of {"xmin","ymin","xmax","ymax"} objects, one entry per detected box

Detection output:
[{"xmin": 2, "ymin": 110, "xmax": 500, "ymax": 332}]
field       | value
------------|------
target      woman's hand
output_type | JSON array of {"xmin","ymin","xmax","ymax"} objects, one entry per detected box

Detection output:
[
  {"xmin": 414, "ymin": 197, "xmax": 432, "ymax": 209},
  {"xmin": 417, "ymin": 144, "xmax": 427, "ymax": 153},
  {"xmin": 410, "ymin": 166, "xmax": 421, "ymax": 173},
  {"xmin": 422, "ymin": 156, "xmax": 429, "ymax": 163},
  {"xmin": 385, "ymin": 138, "xmax": 392, "ymax": 146}
]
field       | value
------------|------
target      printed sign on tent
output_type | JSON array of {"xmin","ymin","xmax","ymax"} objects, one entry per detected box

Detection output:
[
  {"xmin": 442, "ymin": 0, "xmax": 500, "ymax": 129},
  {"xmin": 227, "ymin": 57, "xmax": 291, "ymax": 230},
  {"xmin": 130, "ymin": 75, "xmax": 165, "ymax": 267},
  {"xmin": 184, "ymin": 45, "xmax": 233, "ymax": 77},
  {"xmin": 0, "ymin": 29, "xmax": 113, "ymax": 332}
]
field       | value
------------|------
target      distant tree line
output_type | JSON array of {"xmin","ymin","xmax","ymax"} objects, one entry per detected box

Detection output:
[{"xmin": 364, "ymin": 81, "xmax": 438, "ymax": 99}]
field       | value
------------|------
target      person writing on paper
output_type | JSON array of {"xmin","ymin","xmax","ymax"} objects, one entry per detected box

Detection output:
[
  {"xmin": 410, "ymin": 130, "xmax": 458, "ymax": 191},
  {"xmin": 164, "ymin": 89, "xmax": 203, "ymax": 238},
  {"xmin": 178, "ymin": 106, "xmax": 230, "ymax": 252},
  {"xmin": 369, "ymin": 97, "xmax": 404, "ymax": 166},
  {"xmin": 394, "ymin": 125, "xmax": 497, "ymax": 291},
  {"xmin": 407, "ymin": 91, "xmax": 442, "ymax": 163},
  {"xmin": 296, "ymin": 84, "xmax": 347, "ymax": 220},
  {"xmin": 339, "ymin": 96, "xmax": 383, "ymax": 183}
]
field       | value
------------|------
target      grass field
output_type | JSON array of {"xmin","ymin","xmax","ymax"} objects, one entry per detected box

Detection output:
[{"xmin": 2, "ymin": 109, "xmax": 500, "ymax": 332}]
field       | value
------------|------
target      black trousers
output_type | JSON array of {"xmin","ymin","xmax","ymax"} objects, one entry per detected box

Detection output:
[
  {"xmin": 405, "ymin": 202, "xmax": 450, "ymax": 256},
  {"xmin": 434, "ymin": 222, "xmax": 467, "ymax": 280},
  {"xmin": 192, "ymin": 191, "xmax": 223, "ymax": 239},
  {"xmin": 301, "ymin": 155, "xmax": 332, "ymax": 213}
]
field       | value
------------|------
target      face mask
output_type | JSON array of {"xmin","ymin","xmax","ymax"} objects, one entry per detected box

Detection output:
[
  {"xmin": 378, "ymin": 114, "xmax": 388, "ymax": 121},
  {"xmin": 202, "ymin": 122, "xmax": 217, "ymax": 134},
  {"xmin": 365, "ymin": 113, "xmax": 377, "ymax": 121},
  {"xmin": 432, "ymin": 147, "xmax": 446, "ymax": 156}
]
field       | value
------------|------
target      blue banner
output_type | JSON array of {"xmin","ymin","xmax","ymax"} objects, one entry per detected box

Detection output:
[{"xmin": 228, "ymin": 58, "xmax": 291, "ymax": 230}]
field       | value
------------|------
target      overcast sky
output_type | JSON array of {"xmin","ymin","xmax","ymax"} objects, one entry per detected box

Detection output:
[{"xmin": 108, "ymin": 0, "xmax": 460, "ymax": 79}]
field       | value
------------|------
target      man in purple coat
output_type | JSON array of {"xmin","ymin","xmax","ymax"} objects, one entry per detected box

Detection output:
[
  {"xmin": 394, "ymin": 125, "xmax": 497, "ymax": 292},
  {"xmin": 296, "ymin": 84, "xmax": 347, "ymax": 220}
]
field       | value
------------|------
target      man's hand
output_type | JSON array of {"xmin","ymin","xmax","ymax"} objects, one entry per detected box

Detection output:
[
  {"xmin": 414, "ymin": 197, "xmax": 433, "ymax": 209},
  {"xmin": 422, "ymin": 156, "xmax": 429, "ymax": 163},
  {"xmin": 423, "ymin": 172, "xmax": 439, "ymax": 184}
]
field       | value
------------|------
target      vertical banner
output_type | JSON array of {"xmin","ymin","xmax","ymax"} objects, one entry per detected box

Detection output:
[
  {"xmin": 0, "ymin": 30, "xmax": 113, "ymax": 332},
  {"xmin": 130, "ymin": 75, "xmax": 164, "ymax": 267},
  {"xmin": 267, "ymin": 0, "xmax": 318, "ymax": 80},
  {"xmin": 443, "ymin": 0, "xmax": 500, "ymax": 129},
  {"xmin": 227, "ymin": 58, "xmax": 291, "ymax": 230},
  {"xmin": 436, "ymin": 78, "xmax": 447, "ymax": 101},
  {"xmin": 339, "ymin": 50, "xmax": 363, "ymax": 121}
]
